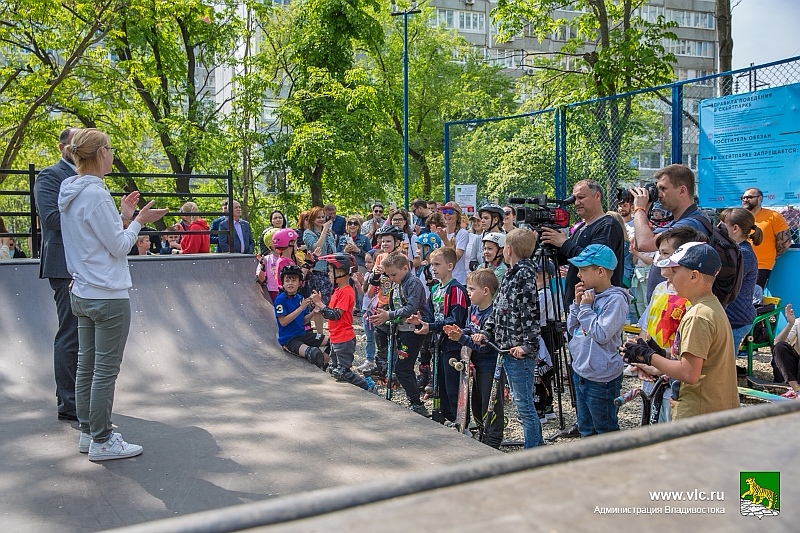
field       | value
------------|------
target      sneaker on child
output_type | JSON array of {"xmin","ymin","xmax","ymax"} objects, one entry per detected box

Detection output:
[
  {"xmin": 357, "ymin": 360, "xmax": 377, "ymax": 373},
  {"xmin": 88, "ymin": 433, "xmax": 143, "ymax": 461},
  {"xmin": 780, "ymin": 389, "xmax": 799, "ymax": 399},
  {"xmin": 408, "ymin": 403, "xmax": 429, "ymax": 416}
]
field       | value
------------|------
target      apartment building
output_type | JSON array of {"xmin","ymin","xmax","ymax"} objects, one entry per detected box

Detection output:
[{"xmin": 429, "ymin": 0, "xmax": 718, "ymax": 178}]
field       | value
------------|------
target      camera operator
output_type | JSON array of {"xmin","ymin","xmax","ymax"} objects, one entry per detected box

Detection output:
[
  {"xmin": 631, "ymin": 164, "xmax": 710, "ymax": 301},
  {"xmin": 539, "ymin": 179, "xmax": 625, "ymax": 305}
]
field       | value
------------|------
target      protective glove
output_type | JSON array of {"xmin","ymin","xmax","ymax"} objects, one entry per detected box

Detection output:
[
  {"xmin": 622, "ymin": 338, "xmax": 655, "ymax": 366},
  {"xmin": 645, "ymin": 337, "xmax": 667, "ymax": 357}
]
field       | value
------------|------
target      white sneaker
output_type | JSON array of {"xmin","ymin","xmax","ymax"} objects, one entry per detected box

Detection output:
[
  {"xmin": 88, "ymin": 433, "xmax": 142, "ymax": 461},
  {"xmin": 78, "ymin": 432, "xmax": 92, "ymax": 453},
  {"xmin": 80, "ymin": 431, "xmax": 122, "ymax": 453},
  {"xmin": 357, "ymin": 360, "xmax": 377, "ymax": 373}
]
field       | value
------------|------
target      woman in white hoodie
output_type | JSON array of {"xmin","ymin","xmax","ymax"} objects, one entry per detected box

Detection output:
[{"xmin": 58, "ymin": 128, "xmax": 166, "ymax": 461}]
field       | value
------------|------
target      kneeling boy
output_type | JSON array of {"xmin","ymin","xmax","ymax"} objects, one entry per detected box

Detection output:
[{"xmin": 274, "ymin": 265, "xmax": 329, "ymax": 369}]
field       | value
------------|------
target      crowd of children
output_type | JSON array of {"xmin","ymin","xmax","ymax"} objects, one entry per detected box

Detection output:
[{"xmin": 258, "ymin": 188, "xmax": 764, "ymax": 450}]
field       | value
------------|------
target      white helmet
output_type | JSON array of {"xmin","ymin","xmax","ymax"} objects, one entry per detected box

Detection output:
[{"xmin": 482, "ymin": 232, "xmax": 505, "ymax": 248}]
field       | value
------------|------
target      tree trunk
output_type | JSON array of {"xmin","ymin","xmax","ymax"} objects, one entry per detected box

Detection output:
[
  {"xmin": 717, "ymin": 0, "xmax": 733, "ymax": 95},
  {"xmin": 310, "ymin": 163, "xmax": 325, "ymax": 207}
]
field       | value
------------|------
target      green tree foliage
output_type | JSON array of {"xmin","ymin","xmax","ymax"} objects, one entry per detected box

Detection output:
[
  {"xmin": 0, "ymin": 0, "xmax": 116, "ymax": 177},
  {"xmin": 364, "ymin": 8, "xmax": 516, "ymax": 200},
  {"xmin": 105, "ymin": 0, "xmax": 243, "ymax": 193},
  {"xmin": 492, "ymin": 0, "xmax": 677, "ymax": 200}
]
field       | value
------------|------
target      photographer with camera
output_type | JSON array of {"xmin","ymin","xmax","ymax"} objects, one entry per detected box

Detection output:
[
  {"xmin": 631, "ymin": 164, "xmax": 710, "ymax": 302},
  {"xmin": 539, "ymin": 180, "xmax": 625, "ymax": 305}
]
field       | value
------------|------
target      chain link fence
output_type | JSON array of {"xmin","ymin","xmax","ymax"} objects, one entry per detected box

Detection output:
[{"xmin": 445, "ymin": 56, "xmax": 800, "ymax": 219}]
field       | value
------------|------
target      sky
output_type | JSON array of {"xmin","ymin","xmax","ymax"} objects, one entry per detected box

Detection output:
[{"xmin": 731, "ymin": 0, "xmax": 800, "ymax": 69}]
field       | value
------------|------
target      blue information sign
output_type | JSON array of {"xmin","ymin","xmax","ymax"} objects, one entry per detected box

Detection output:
[{"xmin": 698, "ymin": 82, "xmax": 800, "ymax": 208}]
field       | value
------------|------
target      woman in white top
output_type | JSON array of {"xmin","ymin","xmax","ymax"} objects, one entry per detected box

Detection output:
[
  {"xmin": 58, "ymin": 128, "xmax": 166, "ymax": 461},
  {"xmin": 434, "ymin": 201, "xmax": 469, "ymax": 284}
]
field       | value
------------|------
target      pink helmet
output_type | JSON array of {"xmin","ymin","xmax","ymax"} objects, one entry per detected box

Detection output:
[{"xmin": 272, "ymin": 228, "xmax": 299, "ymax": 249}]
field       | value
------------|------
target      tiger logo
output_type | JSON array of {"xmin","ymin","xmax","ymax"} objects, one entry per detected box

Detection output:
[{"xmin": 741, "ymin": 477, "xmax": 778, "ymax": 509}]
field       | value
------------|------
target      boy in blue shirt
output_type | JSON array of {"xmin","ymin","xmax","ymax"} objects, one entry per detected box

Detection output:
[
  {"xmin": 445, "ymin": 268, "xmax": 504, "ymax": 447},
  {"xmin": 274, "ymin": 265, "xmax": 329, "ymax": 369},
  {"xmin": 567, "ymin": 244, "xmax": 630, "ymax": 437}
]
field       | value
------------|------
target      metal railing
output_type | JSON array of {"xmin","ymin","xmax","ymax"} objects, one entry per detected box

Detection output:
[{"xmin": 0, "ymin": 169, "xmax": 234, "ymax": 258}]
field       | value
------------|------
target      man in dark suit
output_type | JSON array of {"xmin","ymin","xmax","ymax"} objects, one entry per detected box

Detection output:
[
  {"xmin": 218, "ymin": 200, "xmax": 255, "ymax": 254},
  {"xmin": 209, "ymin": 198, "xmax": 228, "ymax": 252},
  {"xmin": 324, "ymin": 203, "xmax": 346, "ymax": 239},
  {"xmin": 33, "ymin": 127, "xmax": 80, "ymax": 421}
]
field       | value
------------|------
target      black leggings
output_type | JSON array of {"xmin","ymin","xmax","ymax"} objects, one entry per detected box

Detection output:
[
  {"xmin": 773, "ymin": 341, "xmax": 800, "ymax": 384},
  {"xmin": 394, "ymin": 331, "xmax": 425, "ymax": 404}
]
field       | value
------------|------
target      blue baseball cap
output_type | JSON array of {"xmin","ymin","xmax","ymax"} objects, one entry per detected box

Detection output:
[
  {"xmin": 655, "ymin": 241, "xmax": 720, "ymax": 275},
  {"xmin": 568, "ymin": 244, "xmax": 618, "ymax": 270}
]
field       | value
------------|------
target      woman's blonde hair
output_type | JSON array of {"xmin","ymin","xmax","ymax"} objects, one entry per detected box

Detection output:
[
  {"xmin": 181, "ymin": 201, "xmax": 199, "ymax": 223},
  {"xmin": 70, "ymin": 128, "xmax": 109, "ymax": 174}
]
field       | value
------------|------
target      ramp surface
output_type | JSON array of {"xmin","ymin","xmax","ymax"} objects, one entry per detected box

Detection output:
[{"xmin": 0, "ymin": 256, "xmax": 497, "ymax": 532}]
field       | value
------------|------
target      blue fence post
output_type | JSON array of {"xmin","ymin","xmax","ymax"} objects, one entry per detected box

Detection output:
[
  {"xmin": 443, "ymin": 123, "xmax": 450, "ymax": 203},
  {"xmin": 555, "ymin": 108, "xmax": 567, "ymax": 200},
  {"xmin": 671, "ymin": 85, "xmax": 683, "ymax": 165}
]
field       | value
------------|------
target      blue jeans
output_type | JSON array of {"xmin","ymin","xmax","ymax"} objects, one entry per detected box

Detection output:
[
  {"xmin": 731, "ymin": 324, "xmax": 751, "ymax": 357},
  {"xmin": 503, "ymin": 355, "xmax": 542, "ymax": 448},
  {"xmin": 573, "ymin": 372, "xmax": 623, "ymax": 437},
  {"xmin": 70, "ymin": 295, "xmax": 131, "ymax": 443},
  {"xmin": 362, "ymin": 312, "xmax": 375, "ymax": 362}
]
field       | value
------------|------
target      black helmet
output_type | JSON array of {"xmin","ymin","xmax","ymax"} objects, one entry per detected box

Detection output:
[
  {"xmin": 319, "ymin": 253, "xmax": 357, "ymax": 275},
  {"xmin": 375, "ymin": 224, "xmax": 405, "ymax": 241},
  {"xmin": 478, "ymin": 203, "xmax": 506, "ymax": 221},
  {"xmin": 279, "ymin": 264, "xmax": 304, "ymax": 283}
]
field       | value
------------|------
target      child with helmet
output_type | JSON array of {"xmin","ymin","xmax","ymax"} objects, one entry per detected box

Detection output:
[
  {"xmin": 481, "ymin": 232, "xmax": 508, "ymax": 283},
  {"xmin": 365, "ymin": 225, "xmax": 406, "ymax": 376},
  {"xmin": 257, "ymin": 227, "xmax": 281, "ymax": 302},
  {"xmin": 273, "ymin": 264, "xmax": 329, "ymax": 370},
  {"xmin": 272, "ymin": 228, "xmax": 301, "ymax": 292},
  {"xmin": 312, "ymin": 253, "xmax": 379, "ymax": 393}
]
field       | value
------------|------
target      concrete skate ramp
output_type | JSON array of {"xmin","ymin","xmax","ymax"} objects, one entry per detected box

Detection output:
[
  {"xmin": 0, "ymin": 256, "xmax": 498, "ymax": 532},
  {"xmin": 111, "ymin": 402, "xmax": 800, "ymax": 533}
]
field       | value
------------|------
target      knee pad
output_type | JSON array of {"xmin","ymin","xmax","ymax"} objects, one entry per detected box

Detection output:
[{"xmin": 305, "ymin": 346, "xmax": 325, "ymax": 368}]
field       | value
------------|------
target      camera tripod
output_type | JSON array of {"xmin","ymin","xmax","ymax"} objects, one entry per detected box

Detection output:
[{"xmin": 528, "ymin": 238, "xmax": 578, "ymax": 440}]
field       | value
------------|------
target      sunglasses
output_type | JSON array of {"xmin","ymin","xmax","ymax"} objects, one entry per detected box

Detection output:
[
  {"xmin": 373, "ymin": 209, "xmax": 384, "ymax": 214},
  {"xmin": 391, "ymin": 218, "xmax": 406, "ymax": 224},
  {"xmin": 440, "ymin": 208, "xmax": 456, "ymax": 215},
  {"xmin": 740, "ymin": 195, "xmax": 760, "ymax": 201},
  {"xmin": 504, "ymin": 211, "xmax": 513, "ymax": 216},
  {"xmin": 347, "ymin": 221, "xmax": 360, "ymax": 225}
]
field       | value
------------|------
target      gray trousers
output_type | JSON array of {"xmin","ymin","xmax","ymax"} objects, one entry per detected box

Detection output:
[
  {"xmin": 50, "ymin": 278, "xmax": 79, "ymax": 418},
  {"xmin": 70, "ymin": 295, "xmax": 131, "ymax": 443}
]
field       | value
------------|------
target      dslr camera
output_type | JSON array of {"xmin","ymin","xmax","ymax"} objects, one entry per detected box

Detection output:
[{"xmin": 616, "ymin": 183, "xmax": 658, "ymax": 205}]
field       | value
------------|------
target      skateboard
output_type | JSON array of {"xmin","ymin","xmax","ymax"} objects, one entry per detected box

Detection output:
[{"xmin": 449, "ymin": 345, "xmax": 472, "ymax": 435}]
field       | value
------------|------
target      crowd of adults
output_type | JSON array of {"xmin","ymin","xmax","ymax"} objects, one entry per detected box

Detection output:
[{"xmin": 8, "ymin": 122, "xmax": 800, "ymax": 459}]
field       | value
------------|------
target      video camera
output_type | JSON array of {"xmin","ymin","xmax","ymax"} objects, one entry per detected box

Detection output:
[
  {"xmin": 616, "ymin": 183, "xmax": 658, "ymax": 205},
  {"xmin": 508, "ymin": 195, "xmax": 573, "ymax": 230}
]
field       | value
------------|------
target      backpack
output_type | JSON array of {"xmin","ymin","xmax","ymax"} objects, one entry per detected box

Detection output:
[{"xmin": 690, "ymin": 213, "xmax": 743, "ymax": 308}]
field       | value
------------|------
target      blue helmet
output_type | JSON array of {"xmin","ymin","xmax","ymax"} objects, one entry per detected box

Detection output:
[{"xmin": 417, "ymin": 232, "xmax": 443, "ymax": 260}]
